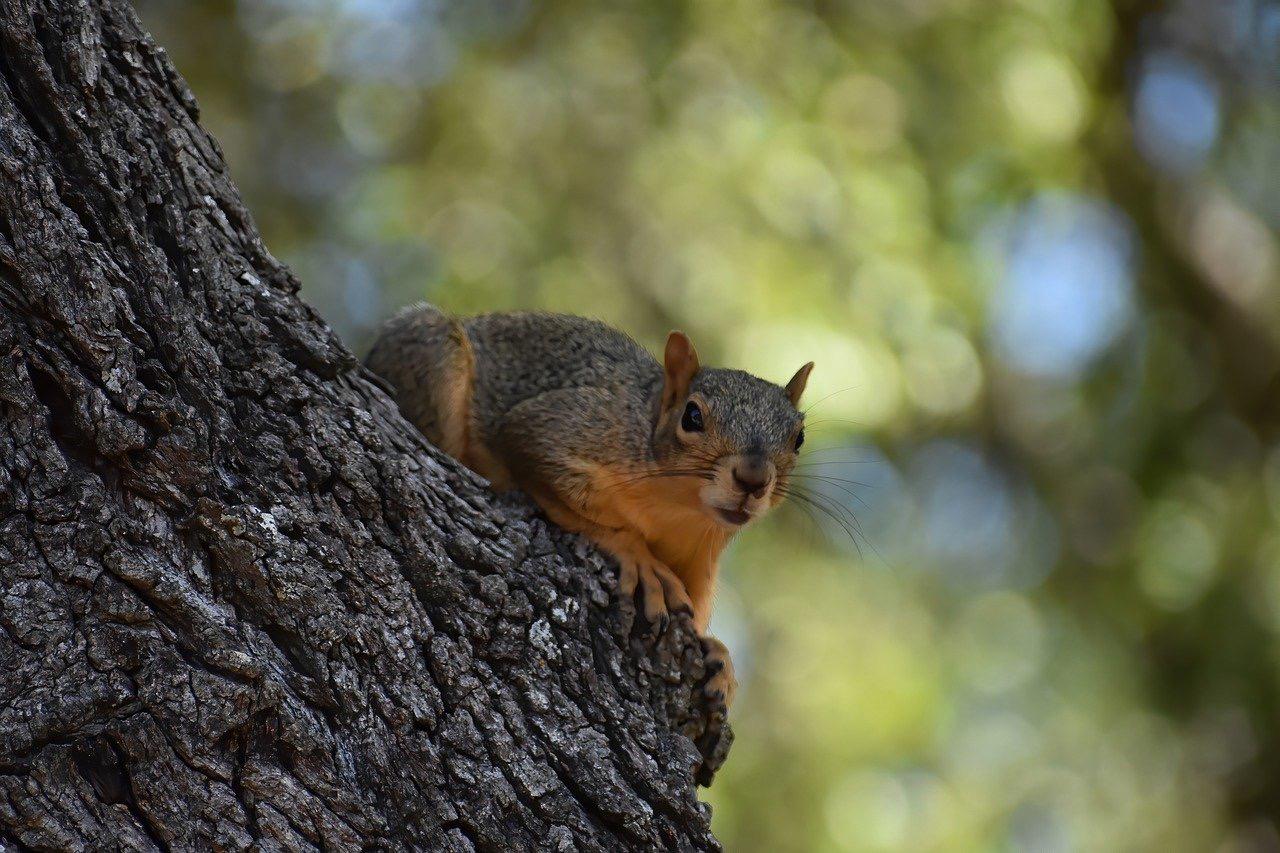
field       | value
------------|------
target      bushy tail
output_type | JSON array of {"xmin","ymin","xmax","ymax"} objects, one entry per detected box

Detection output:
[{"xmin": 366, "ymin": 302, "xmax": 474, "ymax": 459}]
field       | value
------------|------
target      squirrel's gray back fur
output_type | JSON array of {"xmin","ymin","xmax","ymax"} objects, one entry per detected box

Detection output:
[
  {"xmin": 367, "ymin": 304, "xmax": 804, "ymax": 469},
  {"xmin": 464, "ymin": 312, "xmax": 661, "ymax": 420},
  {"xmin": 462, "ymin": 311, "xmax": 665, "ymax": 461},
  {"xmin": 688, "ymin": 368, "xmax": 800, "ymax": 457}
]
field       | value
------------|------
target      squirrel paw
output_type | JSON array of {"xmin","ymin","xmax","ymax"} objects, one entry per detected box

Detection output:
[
  {"xmin": 700, "ymin": 635, "xmax": 737, "ymax": 709},
  {"xmin": 618, "ymin": 556, "xmax": 693, "ymax": 631},
  {"xmin": 693, "ymin": 638, "xmax": 735, "ymax": 786}
]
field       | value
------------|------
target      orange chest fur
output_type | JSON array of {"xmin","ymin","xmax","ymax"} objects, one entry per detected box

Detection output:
[{"xmin": 587, "ymin": 463, "xmax": 728, "ymax": 584}]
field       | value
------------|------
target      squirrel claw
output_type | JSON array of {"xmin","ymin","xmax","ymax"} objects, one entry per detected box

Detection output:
[
  {"xmin": 618, "ymin": 554, "xmax": 691, "ymax": 633},
  {"xmin": 649, "ymin": 611, "xmax": 669, "ymax": 636},
  {"xmin": 693, "ymin": 636, "xmax": 735, "ymax": 787},
  {"xmin": 700, "ymin": 636, "xmax": 737, "ymax": 709}
]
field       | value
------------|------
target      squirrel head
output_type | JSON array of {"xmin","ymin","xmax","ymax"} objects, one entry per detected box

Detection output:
[{"xmin": 653, "ymin": 331, "xmax": 813, "ymax": 531}]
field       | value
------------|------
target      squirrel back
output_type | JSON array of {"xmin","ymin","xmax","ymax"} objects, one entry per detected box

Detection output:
[
  {"xmin": 462, "ymin": 311, "xmax": 663, "ymax": 464},
  {"xmin": 367, "ymin": 305, "xmax": 667, "ymax": 475}
]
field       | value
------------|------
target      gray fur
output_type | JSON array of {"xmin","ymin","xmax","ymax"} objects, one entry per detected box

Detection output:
[
  {"xmin": 367, "ymin": 306, "xmax": 803, "ymax": 467},
  {"xmin": 365, "ymin": 302, "xmax": 460, "ymax": 445},
  {"xmin": 688, "ymin": 368, "xmax": 803, "ymax": 458},
  {"xmin": 462, "ymin": 311, "xmax": 664, "ymax": 464}
]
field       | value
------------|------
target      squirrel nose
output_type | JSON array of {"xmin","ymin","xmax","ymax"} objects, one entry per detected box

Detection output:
[{"xmin": 732, "ymin": 458, "xmax": 772, "ymax": 499}]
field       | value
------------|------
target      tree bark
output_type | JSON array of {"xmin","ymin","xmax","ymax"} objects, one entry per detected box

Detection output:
[{"xmin": 0, "ymin": 1, "xmax": 729, "ymax": 850}]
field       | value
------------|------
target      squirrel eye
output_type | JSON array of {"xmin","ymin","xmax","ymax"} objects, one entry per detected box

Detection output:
[
  {"xmin": 681, "ymin": 401, "xmax": 704, "ymax": 433},
  {"xmin": 794, "ymin": 428, "xmax": 805, "ymax": 451}
]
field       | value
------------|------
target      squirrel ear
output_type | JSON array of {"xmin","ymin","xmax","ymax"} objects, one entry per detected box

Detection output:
[
  {"xmin": 785, "ymin": 361, "xmax": 814, "ymax": 407},
  {"xmin": 663, "ymin": 331, "xmax": 700, "ymax": 409}
]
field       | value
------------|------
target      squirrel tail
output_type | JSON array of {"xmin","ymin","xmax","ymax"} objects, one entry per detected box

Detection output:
[{"xmin": 366, "ymin": 302, "xmax": 475, "ymax": 461}]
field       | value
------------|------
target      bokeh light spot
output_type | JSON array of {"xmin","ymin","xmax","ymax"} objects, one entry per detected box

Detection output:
[
  {"xmin": 1133, "ymin": 53, "xmax": 1220, "ymax": 174},
  {"xmin": 988, "ymin": 194, "xmax": 1135, "ymax": 379},
  {"xmin": 821, "ymin": 74, "xmax": 906, "ymax": 153},
  {"xmin": 955, "ymin": 592, "xmax": 1046, "ymax": 693},
  {"xmin": 1189, "ymin": 191, "xmax": 1277, "ymax": 308},
  {"xmin": 1137, "ymin": 500, "xmax": 1219, "ymax": 610},
  {"xmin": 825, "ymin": 770, "xmax": 910, "ymax": 850},
  {"xmin": 1001, "ymin": 48, "xmax": 1087, "ymax": 143},
  {"xmin": 902, "ymin": 325, "xmax": 983, "ymax": 416}
]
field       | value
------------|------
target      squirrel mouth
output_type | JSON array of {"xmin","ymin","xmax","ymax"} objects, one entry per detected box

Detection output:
[{"xmin": 716, "ymin": 507, "xmax": 752, "ymax": 527}]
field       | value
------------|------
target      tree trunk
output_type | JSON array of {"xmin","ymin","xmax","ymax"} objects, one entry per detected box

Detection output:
[{"xmin": 0, "ymin": 1, "xmax": 729, "ymax": 850}]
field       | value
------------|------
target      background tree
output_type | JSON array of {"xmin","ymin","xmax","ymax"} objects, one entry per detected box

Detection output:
[{"xmin": 0, "ymin": 1, "xmax": 728, "ymax": 849}]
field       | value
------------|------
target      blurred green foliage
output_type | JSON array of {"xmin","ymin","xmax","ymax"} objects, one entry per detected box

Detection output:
[{"xmin": 137, "ymin": 0, "xmax": 1280, "ymax": 848}]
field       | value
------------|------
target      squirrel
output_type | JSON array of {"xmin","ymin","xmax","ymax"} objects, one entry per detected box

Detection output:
[{"xmin": 366, "ymin": 304, "xmax": 813, "ymax": 706}]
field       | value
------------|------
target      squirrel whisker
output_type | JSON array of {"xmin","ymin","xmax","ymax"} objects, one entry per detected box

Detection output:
[
  {"xmin": 781, "ymin": 474, "xmax": 875, "ymax": 511},
  {"xmin": 791, "ymin": 461, "xmax": 875, "ymax": 469},
  {"xmin": 790, "ymin": 444, "xmax": 876, "ymax": 458},
  {"xmin": 773, "ymin": 483, "xmax": 871, "ymax": 558},
  {"xmin": 785, "ymin": 473, "xmax": 873, "ymax": 488},
  {"xmin": 800, "ymin": 385, "xmax": 861, "ymax": 415},
  {"xmin": 606, "ymin": 469, "xmax": 716, "ymax": 488},
  {"xmin": 799, "ymin": 418, "xmax": 866, "ymax": 431}
]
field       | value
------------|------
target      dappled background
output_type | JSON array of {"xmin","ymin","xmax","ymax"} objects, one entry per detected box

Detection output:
[{"xmin": 134, "ymin": 0, "xmax": 1280, "ymax": 848}]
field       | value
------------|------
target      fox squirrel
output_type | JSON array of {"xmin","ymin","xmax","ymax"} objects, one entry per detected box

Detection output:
[{"xmin": 366, "ymin": 305, "xmax": 813, "ymax": 706}]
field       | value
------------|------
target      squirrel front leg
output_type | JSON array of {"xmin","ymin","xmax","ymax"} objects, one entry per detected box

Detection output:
[
  {"xmin": 701, "ymin": 636, "xmax": 737, "ymax": 707},
  {"xmin": 536, "ymin": 466, "xmax": 737, "ymax": 708},
  {"xmin": 527, "ymin": 483, "xmax": 694, "ymax": 628},
  {"xmin": 684, "ymin": 561, "xmax": 737, "ymax": 707},
  {"xmin": 493, "ymin": 388, "xmax": 695, "ymax": 628},
  {"xmin": 539, "ymin": 481, "xmax": 735, "ymax": 703}
]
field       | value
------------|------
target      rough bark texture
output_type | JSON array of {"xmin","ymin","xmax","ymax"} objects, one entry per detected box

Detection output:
[{"xmin": 0, "ymin": 1, "xmax": 730, "ymax": 850}]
